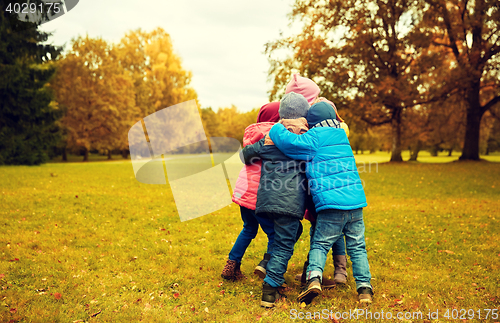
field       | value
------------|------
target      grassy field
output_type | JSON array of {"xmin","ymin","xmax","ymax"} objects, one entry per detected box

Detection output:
[{"xmin": 1, "ymin": 157, "xmax": 499, "ymax": 322}]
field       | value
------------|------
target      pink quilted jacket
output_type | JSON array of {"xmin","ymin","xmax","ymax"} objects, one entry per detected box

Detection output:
[{"xmin": 231, "ymin": 122, "xmax": 274, "ymax": 210}]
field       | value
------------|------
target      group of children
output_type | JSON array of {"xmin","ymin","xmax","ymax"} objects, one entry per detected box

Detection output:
[{"xmin": 221, "ymin": 74, "xmax": 373, "ymax": 307}]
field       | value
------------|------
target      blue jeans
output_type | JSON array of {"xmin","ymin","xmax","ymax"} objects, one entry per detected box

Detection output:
[
  {"xmin": 307, "ymin": 208, "xmax": 371, "ymax": 290},
  {"xmin": 228, "ymin": 206, "xmax": 275, "ymax": 263},
  {"xmin": 310, "ymin": 222, "xmax": 346, "ymax": 256},
  {"xmin": 263, "ymin": 214, "xmax": 302, "ymax": 287}
]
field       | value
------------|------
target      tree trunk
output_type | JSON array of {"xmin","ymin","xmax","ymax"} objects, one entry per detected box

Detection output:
[
  {"xmin": 448, "ymin": 148, "xmax": 453, "ymax": 156},
  {"xmin": 460, "ymin": 82, "xmax": 483, "ymax": 161},
  {"xmin": 83, "ymin": 148, "xmax": 89, "ymax": 162},
  {"xmin": 62, "ymin": 147, "xmax": 67, "ymax": 162},
  {"xmin": 390, "ymin": 107, "xmax": 403, "ymax": 162},
  {"xmin": 121, "ymin": 149, "xmax": 129, "ymax": 159},
  {"xmin": 409, "ymin": 140, "xmax": 422, "ymax": 161},
  {"xmin": 430, "ymin": 144, "xmax": 439, "ymax": 157},
  {"xmin": 107, "ymin": 150, "xmax": 112, "ymax": 160}
]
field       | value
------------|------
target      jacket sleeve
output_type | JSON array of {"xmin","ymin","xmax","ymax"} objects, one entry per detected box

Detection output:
[
  {"xmin": 268, "ymin": 123, "xmax": 318, "ymax": 161},
  {"xmin": 240, "ymin": 137, "xmax": 265, "ymax": 165}
]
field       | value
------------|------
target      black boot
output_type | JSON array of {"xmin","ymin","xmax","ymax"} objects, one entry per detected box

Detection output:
[
  {"xmin": 297, "ymin": 276, "xmax": 322, "ymax": 305},
  {"xmin": 261, "ymin": 282, "xmax": 286, "ymax": 308},
  {"xmin": 254, "ymin": 253, "xmax": 271, "ymax": 279}
]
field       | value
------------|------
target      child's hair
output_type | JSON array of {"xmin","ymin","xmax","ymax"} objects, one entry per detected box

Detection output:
[
  {"xmin": 279, "ymin": 92, "xmax": 310, "ymax": 119},
  {"xmin": 285, "ymin": 74, "xmax": 320, "ymax": 105}
]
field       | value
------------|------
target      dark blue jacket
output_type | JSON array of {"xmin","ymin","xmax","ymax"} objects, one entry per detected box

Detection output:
[
  {"xmin": 268, "ymin": 124, "xmax": 367, "ymax": 212},
  {"xmin": 241, "ymin": 138, "xmax": 312, "ymax": 219}
]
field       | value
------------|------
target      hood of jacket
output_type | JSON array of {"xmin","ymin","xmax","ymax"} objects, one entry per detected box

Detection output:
[
  {"xmin": 265, "ymin": 117, "xmax": 308, "ymax": 146},
  {"xmin": 243, "ymin": 122, "xmax": 275, "ymax": 147}
]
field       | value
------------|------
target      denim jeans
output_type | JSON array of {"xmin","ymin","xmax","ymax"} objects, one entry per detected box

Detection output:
[
  {"xmin": 310, "ymin": 222, "xmax": 346, "ymax": 256},
  {"xmin": 263, "ymin": 214, "xmax": 302, "ymax": 287},
  {"xmin": 306, "ymin": 208, "xmax": 371, "ymax": 290},
  {"xmin": 228, "ymin": 206, "xmax": 275, "ymax": 263}
]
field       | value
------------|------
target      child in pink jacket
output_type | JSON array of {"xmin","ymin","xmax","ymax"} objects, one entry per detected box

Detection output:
[{"xmin": 221, "ymin": 102, "xmax": 280, "ymax": 281}]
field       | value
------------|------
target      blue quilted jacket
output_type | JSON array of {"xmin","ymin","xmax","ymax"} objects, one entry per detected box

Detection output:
[{"xmin": 268, "ymin": 124, "xmax": 367, "ymax": 212}]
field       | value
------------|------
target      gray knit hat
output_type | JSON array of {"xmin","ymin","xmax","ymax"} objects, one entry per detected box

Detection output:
[{"xmin": 279, "ymin": 92, "xmax": 310, "ymax": 119}]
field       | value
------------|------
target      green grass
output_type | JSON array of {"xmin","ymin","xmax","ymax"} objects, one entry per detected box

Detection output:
[
  {"xmin": 1, "ymin": 159, "xmax": 499, "ymax": 322},
  {"xmin": 353, "ymin": 150, "xmax": 500, "ymax": 164}
]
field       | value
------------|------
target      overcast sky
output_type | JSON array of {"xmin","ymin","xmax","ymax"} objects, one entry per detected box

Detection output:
[{"xmin": 39, "ymin": 0, "xmax": 300, "ymax": 112}]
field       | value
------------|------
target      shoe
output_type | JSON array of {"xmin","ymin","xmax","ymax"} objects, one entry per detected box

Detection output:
[
  {"xmin": 333, "ymin": 255, "xmax": 347, "ymax": 284},
  {"xmin": 261, "ymin": 282, "xmax": 286, "ymax": 308},
  {"xmin": 234, "ymin": 261, "xmax": 245, "ymax": 281},
  {"xmin": 297, "ymin": 277, "xmax": 321, "ymax": 305},
  {"xmin": 295, "ymin": 260, "xmax": 335, "ymax": 289},
  {"xmin": 221, "ymin": 259, "xmax": 243, "ymax": 281},
  {"xmin": 357, "ymin": 287, "xmax": 373, "ymax": 304},
  {"xmin": 295, "ymin": 274, "xmax": 335, "ymax": 289},
  {"xmin": 254, "ymin": 253, "xmax": 271, "ymax": 279}
]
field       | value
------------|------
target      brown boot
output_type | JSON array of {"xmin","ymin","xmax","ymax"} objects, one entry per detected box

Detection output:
[
  {"xmin": 333, "ymin": 255, "xmax": 347, "ymax": 284},
  {"xmin": 294, "ymin": 260, "xmax": 335, "ymax": 289},
  {"xmin": 221, "ymin": 259, "xmax": 238, "ymax": 281},
  {"xmin": 234, "ymin": 261, "xmax": 245, "ymax": 281},
  {"xmin": 294, "ymin": 260, "xmax": 308, "ymax": 285}
]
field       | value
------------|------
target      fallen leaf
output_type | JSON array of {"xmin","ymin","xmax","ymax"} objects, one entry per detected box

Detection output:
[
  {"xmin": 457, "ymin": 296, "xmax": 464, "ymax": 299},
  {"xmin": 10, "ymin": 308, "xmax": 16, "ymax": 314},
  {"xmin": 90, "ymin": 309, "xmax": 101, "ymax": 317},
  {"xmin": 173, "ymin": 293, "xmax": 180, "ymax": 299},
  {"xmin": 204, "ymin": 307, "xmax": 209, "ymax": 313},
  {"xmin": 54, "ymin": 293, "xmax": 62, "ymax": 300},
  {"xmin": 330, "ymin": 315, "xmax": 340, "ymax": 323},
  {"xmin": 0, "ymin": 274, "xmax": 4, "ymax": 279}
]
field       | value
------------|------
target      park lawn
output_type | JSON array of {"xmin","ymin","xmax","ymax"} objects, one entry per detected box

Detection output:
[{"xmin": 0, "ymin": 160, "xmax": 499, "ymax": 322}]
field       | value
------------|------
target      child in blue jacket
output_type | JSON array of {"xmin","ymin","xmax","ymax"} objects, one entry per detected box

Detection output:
[{"xmin": 268, "ymin": 101, "xmax": 373, "ymax": 304}]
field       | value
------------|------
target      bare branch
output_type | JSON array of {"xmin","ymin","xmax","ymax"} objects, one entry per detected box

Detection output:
[
  {"xmin": 361, "ymin": 115, "xmax": 392, "ymax": 126},
  {"xmin": 481, "ymin": 44, "xmax": 500, "ymax": 64},
  {"xmin": 481, "ymin": 94, "xmax": 500, "ymax": 114},
  {"xmin": 431, "ymin": 41, "xmax": 453, "ymax": 48}
]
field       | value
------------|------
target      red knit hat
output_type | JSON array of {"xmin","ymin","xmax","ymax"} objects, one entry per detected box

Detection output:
[{"xmin": 257, "ymin": 101, "xmax": 280, "ymax": 123}]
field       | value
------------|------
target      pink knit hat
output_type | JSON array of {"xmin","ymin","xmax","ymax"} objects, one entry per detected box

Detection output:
[{"xmin": 285, "ymin": 74, "xmax": 320, "ymax": 105}]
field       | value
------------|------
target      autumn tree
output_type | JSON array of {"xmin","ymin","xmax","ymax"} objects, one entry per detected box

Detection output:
[
  {"xmin": 115, "ymin": 28, "xmax": 199, "ymax": 157},
  {"xmin": 0, "ymin": 1, "xmax": 62, "ymax": 165},
  {"xmin": 423, "ymin": 0, "xmax": 500, "ymax": 160},
  {"xmin": 116, "ymin": 28, "xmax": 198, "ymax": 117},
  {"xmin": 266, "ymin": 0, "xmax": 455, "ymax": 161},
  {"xmin": 51, "ymin": 36, "xmax": 137, "ymax": 161}
]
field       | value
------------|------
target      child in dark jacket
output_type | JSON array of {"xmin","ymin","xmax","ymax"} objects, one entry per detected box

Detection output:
[
  {"xmin": 221, "ymin": 102, "xmax": 280, "ymax": 281},
  {"xmin": 241, "ymin": 92, "xmax": 313, "ymax": 308},
  {"xmin": 269, "ymin": 101, "xmax": 373, "ymax": 304}
]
